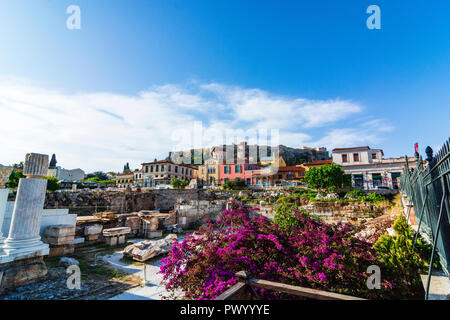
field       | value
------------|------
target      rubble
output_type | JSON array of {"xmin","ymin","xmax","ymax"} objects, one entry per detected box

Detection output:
[
  {"xmin": 354, "ymin": 214, "xmax": 398, "ymax": 243},
  {"xmin": 123, "ymin": 234, "xmax": 177, "ymax": 262}
]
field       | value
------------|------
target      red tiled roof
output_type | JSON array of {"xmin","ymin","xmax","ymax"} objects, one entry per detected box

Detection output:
[
  {"xmin": 116, "ymin": 172, "xmax": 134, "ymax": 176},
  {"xmin": 141, "ymin": 160, "xmax": 197, "ymax": 170},
  {"xmin": 278, "ymin": 166, "xmax": 305, "ymax": 172},
  {"xmin": 301, "ymin": 159, "xmax": 333, "ymax": 166},
  {"xmin": 332, "ymin": 146, "xmax": 370, "ymax": 151}
]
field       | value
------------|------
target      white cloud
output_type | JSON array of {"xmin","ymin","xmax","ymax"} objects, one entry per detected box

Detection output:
[{"xmin": 0, "ymin": 79, "xmax": 392, "ymax": 172}]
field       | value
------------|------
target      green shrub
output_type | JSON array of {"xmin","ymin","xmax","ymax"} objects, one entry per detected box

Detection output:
[
  {"xmin": 373, "ymin": 216, "xmax": 436, "ymax": 298},
  {"xmin": 274, "ymin": 199, "xmax": 320, "ymax": 232},
  {"xmin": 222, "ymin": 178, "xmax": 246, "ymax": 190},
  {"xmin": 170, "ymin": 178, "xmax": 188, "ymax": 189}
]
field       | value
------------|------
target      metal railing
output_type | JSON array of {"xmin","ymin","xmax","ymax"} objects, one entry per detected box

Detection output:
[{"xmin": 400, "ymin": 138, "xmax": 450, "ymax": 299}]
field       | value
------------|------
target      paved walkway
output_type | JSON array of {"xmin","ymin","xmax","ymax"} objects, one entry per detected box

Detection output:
[
  {"xmin": 101, "ymin": 238, "xmax": 183, "ymax": 300},
  {"xmin": 421, "ymin": 271, "xmax": 450, "ymax": 300}
]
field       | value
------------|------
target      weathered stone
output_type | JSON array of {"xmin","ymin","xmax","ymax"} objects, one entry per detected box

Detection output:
[
  {"xmin": 86, "ymin": 234, "xmax": 100, "ymax": 241},
  {"xmin": 123, "ymin": 234, "xmax": 177, "ymax": 262},
  {"xmin": 102, "ymin": 227, "xmax": 130, "ymax": 237},
  {"xmin": 105, "ymin": 236, "xmax": 118, "ymax": 246},
  {"xmin": 49, "ymin": 244, "xmax": 74, "ymax": 257},
  {"xmin": 147, "ymin": 230, "xmax": 163, "ymax": 238},
  {"xmin": 84, "ymin": 224, "xmax": 103, "ymax": 235},
  {"xmin": 0, "ymin": 257, "xmax": 47, "ymax": 293},
  {"xmin": 23, "ymin": 153, "xmax": 49, "ymax": 178},
  {"xmin": 59, "ymin": 257, "xmax": 79, "ymax": 267},
  {"xmin": 0, "ymin": 167, "xmax": 13, "ymax": 189},
  {"xmin": 43, "ymin": 225, "xmax": 75, "ymax": 237},
  {"xmin": 42, "ymin": 234, "xmax": 75, "ymax": 246},
  {"xmin": 72, "ymin": 237, "xmax": 85, "ymax": 245}
]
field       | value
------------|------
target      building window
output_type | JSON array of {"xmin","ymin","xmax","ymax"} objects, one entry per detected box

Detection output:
[
  {"xmin": 353, "ymin": 153, "xmax": 359, "ymax": 162},
  {"xmin": 235, "ymin": 165, "xmax": 241, "ymax": 173},
  {"xmin": 207, "ymin": 167, "xmax": 216, "ymax": 174},
  {"xmin": 175, "ymin": 166, "xmax": 178, "ymax": 173},
  {"xmin": 145, "ymin": 166, "xmax": 148, "ymax": 173},
  {"xmin": 168, "ymin": 165, "xmax": 171, "ymax": 172},
  {"xmin": 372, "ymin": 153, "xmax": 377, "ymax": 160},
  {"xmin": 224, "ymin": 166, "xmax": 230, "ymax": 174},
  {"xmin": 181, "ymin": 167, "xmax": 184, "ymax": 174},
  {"xmin": 150, "ymin": 166, "xmax": 154, "ymax": 173},
  {"xmin": 155, "ymin": 165, "xmax": 159, "ymax": 172},
  {"xmin": 342, "ymin": 154, "xmax": 348, "ymax": 163},
  {"xmin": 161, "ymin": 165, "xmax": 165, "ymax": 172}
]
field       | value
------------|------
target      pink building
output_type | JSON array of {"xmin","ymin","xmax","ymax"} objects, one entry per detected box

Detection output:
[{"xmin": 219, "ymin": 163, "xmax": 261, "ymax": 185}]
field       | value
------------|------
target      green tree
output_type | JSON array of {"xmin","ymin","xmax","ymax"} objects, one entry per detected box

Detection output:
[
  {"xmin": 6, "ymin": 170, "xmax": 24, "ymax": 189},
  {"xmin": 222, "ymin": 178, "xmax": 246, "ymax": 190},
  {"xmin": 44, "ymin": 177, "xmax": 61, "ymax": 192},
  {"xmin": 170, "ymin": 178, "xmax": 188, "ymax": 189},
  {"xmin": 304, "ymin": 164, "xmax": 346, "ymax": 192},
  {"xmin": 85, "ymin": 171, "xmax": 108, "ymax": 180}
]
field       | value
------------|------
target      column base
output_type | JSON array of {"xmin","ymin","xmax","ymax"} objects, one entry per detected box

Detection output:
[{"xmin": 0, "ymin": 238, "xmax": 49, "ymax": 264}]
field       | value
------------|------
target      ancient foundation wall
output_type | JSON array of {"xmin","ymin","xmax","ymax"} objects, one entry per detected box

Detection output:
[{"xmin": 44, "ymin": 189, "xmax": 214, "ymax": 215}]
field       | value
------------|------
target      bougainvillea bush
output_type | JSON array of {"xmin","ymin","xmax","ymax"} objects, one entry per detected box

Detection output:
[{"xmin": 159, "ymin": 205, "xmax": 407, "ymax": 300}]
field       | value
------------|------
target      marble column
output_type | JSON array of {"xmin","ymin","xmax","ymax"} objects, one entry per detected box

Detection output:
[
  {"xmin": 0, "ymin": 167, "xmax": 13, "ymax": 255},
  {"xmin": 1, "ymin": 154, "xmax": 49, "ymax": 262}
]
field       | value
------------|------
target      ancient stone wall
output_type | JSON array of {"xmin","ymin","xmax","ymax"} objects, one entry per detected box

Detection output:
[
  {"xmin": 44, "ymin": 189, "xmax": 215, "ymax": 215},
  {"xmin": 253, "ymin": 201, "xmax": 392, "ymax": 225}
]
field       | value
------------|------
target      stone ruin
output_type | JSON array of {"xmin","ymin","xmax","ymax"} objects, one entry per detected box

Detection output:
[{"xmin": 0, "ymin": 153, "xmax": 51, "ymax": 292}]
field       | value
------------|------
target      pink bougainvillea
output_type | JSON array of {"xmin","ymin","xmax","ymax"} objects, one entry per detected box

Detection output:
[{"xmin": 159, "ymin": 206, "xmax": 394, "ymax": 300}]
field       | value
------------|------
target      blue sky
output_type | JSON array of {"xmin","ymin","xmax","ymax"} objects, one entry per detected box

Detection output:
[{"xmin": 0, "ymin": 0, "xmax": 449, "ymax": 172}]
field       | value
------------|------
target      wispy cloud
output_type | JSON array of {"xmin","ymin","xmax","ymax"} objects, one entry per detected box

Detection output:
[{"xmin": 0, "ymin": 79, "xmax": 393, "ymax": 172}]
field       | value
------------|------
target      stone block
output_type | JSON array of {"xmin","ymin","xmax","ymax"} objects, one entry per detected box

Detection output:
[
  {"xmin": 48, "ymin": 244, "xmax": 74, "ymax": 257},
  {"xmin": 84, "ymin": 224, "xmax": 103, "ymax": 235},
  {"xmin": 0, "ymin": 167, "xmax": 13, "ymax": 189},
  {"xmin": 23, "ymin": 153, "xmax": 48, "ymax": 177},
  {"xmin": 72, "ymin": 237, "xmax": 85, "ymax": 245},
  {"xmin": 106, "ymin": 236, "xmax": 118, "ymax": 246},
  {"xmin": 0, "ymin": 257, "xmax": 47, "ymax": 293},
  {"xmin": 103, "ymin": 227, "xmax": 131, "ymax": 237},
  {"xmin": 43, "ymin": 225, "xmax": 75, "ymax": 237},
  {"xmin": 86, "ymin": 234, "xmax": 100, "ymax": 241},
  {"xmin": 118, "ymin": 235, "xmax": 126, "ymax": 244},
  {"xmin": 42, "ymin": 234, "xmax": 75, "ymax": 246},
  {"xmin": 147, "ymin": 230, "xmax": 163, "ymax": 239}
]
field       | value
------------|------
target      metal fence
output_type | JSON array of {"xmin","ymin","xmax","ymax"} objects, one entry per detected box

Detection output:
[{"xmin": 400, "ymin": 138, "xmax": 450, "ymax": 299}]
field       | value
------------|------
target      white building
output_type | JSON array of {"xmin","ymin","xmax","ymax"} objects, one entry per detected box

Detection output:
[
  {"xmin": 47, "ymin": 167, "xmax": 85, "ymax": 181},
  {"xmin": 332, "ymin": 146, "xmax": 417, "ymax": 190}
]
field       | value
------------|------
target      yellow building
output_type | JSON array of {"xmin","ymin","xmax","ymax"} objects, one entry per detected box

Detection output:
[{"xmin": 197, "ymin": 159, "xmax": 220, "ymax": 186}]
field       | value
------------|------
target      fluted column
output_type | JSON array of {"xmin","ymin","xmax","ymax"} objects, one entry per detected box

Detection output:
[
  {"xmin": 2, "ymin": 153, "xmax": 49, "ymax": 261},
  {"xmin": 0, "ymin": 167, "xmax": 13, "ymax": 255}
]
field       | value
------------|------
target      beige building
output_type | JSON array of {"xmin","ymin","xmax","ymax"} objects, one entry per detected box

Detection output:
[
  {"xmin": 115, "ymin": 172, "xmax": 134, "ymax": 189},
  {"xmin": 141, "ymin": 160, "xmax": 196, "ymax": 187}
]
